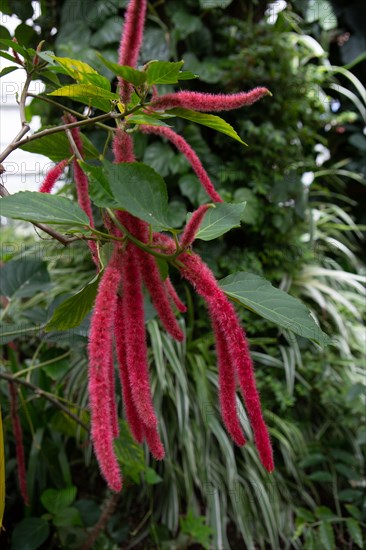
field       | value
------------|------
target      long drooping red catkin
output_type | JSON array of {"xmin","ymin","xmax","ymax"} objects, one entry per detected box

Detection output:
[
  {"xmin": 114, "ymin": 296, "xmax": 144, "ymax": 444},
  {"xmin": 164, "ymin": 278, "xmax": 187, "ymax": 313},
  {"xmin": 118, "ymin": 0, "xmax": 147, "ymax": 102},
  {"xmin": 178, "ymin": 252, "xmax": 274, "ymax": 472},
  {"xmin": 8, "ymin": 383, "xmax": 29, "ymax": 506},
  {"xmin": 88, "ymin": 248, "xmax": 123, "ymax": 491},
  {"xmin": 151, "ymin": 88, "xmax": 271, "ymax": 112},
  {"xmin": 107, "ymin": 344, "xmax": 119, "ymax": 440},
  {"xmin": 121, "ymin": 244, "xmax": 159, "ymax": 429},
  {"xmin": 140, "ymin": 125, "xmax": 223, "ymax": 203},
  {"xmin": 180, "ymin": 204, "xmax": 213, "ymax": 248},
  {"xmin": 39, "ymin": 159, "xmax": 69, "ymax": 193},
  {"xmin": 211, "ymin": 316, "xmax": 246, "ymax": 447}
]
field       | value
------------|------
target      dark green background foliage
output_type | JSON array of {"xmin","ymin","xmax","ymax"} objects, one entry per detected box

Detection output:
[{"xmin": 0, "ymin": 1, "xmax": 365, "ymax": 548}]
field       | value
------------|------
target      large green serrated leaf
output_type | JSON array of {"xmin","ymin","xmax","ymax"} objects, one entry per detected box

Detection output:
[
  {"xmin": 168, "ymin": 108, "xmax": 247, "ymax": 145},
  {"xmin": 191, "ymin": 202, "xmax": 246, "ymax": 241},
  {"xmin": 104, "ymin": 161, "xmax": 171, "ymax": 230},
  {"xmin": 0, "ymin": 191, "xmax": 90, "ymax": 227},
  {"xmin": 146, "ymin": 60, "xmax": 184, "ymax": 85},
  {"xmin": 45, "ymin": 273, "xmax": 101, "ymax": 332},
  {"xmin": 48, "ymin": 84, "xmax": 118, "ymax": 112},
  {"xmin": 79, "ymin": 161, "xmax": 119, "ymax": 208},
  {"xmin": 219, "ymin": 272, "xmax": 330, "ymax": 346},
  {"xmin": 96, "ymin": 54, "xmax": 147, "ymax": 87},
  {"xmin": 0, "ymin": 259, "xmax": 50, "ymax": 299},
  {"xmin": 20, "ymin": 130, "xmax": 99, "ymax": 161},
  {"xmin": 177, "ymin": 71, "xmax": 199, "ymax": 81},
  {"xmin": 40, "ymin": 486, "xmax": 77, "ymax": 515},
  {"xmin": 11, "ymin": 518, "xmax": 50, "ymax": 550}
]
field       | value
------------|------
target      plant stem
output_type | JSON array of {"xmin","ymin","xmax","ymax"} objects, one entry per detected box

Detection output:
[{"xmin": 0, "ymin": 371, "xmax": 89, "ymax": 432}]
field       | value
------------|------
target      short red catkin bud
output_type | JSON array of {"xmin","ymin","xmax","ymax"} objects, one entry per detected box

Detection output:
[
  {"xmin": 39, "ymin": 159, "xmax": 69, "ymax": 193},
  {"xmin": 180, "ymin": 204, "xmax": 213, "ymax": 248}
]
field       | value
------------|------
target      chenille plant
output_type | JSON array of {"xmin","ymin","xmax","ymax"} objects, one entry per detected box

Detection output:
[{"xmin": 0, "ymin": 0, "xmax": 329, "ymax": 497}]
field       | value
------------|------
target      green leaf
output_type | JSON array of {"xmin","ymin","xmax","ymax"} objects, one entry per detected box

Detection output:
[
  {"xmin": 0, "ymin": 191, "xmax": 90, "ymax": 227},
  {"xmin": 0, "ymin": 65, "xmax": 18, "ymax": 78},
  {"xmin": 178, "ymin": 71, "xmax": 199, "ymax": 80},
  {"xmin": 190, "ymin": 202, "xmax": 246, "ymax": 241},
  {"xmin": 318, "ymin": 522, "xmax": 335, "ymax": 550},
  {"xmin": 0, "ymin": 259, "xmax": 50, "ymax": 299},
  {"xmin": 296, "ymin": 508, "xmax": 315, "ymax": 523},
  {"xmin": 199, "ymin": 0, "xmax": 233, "ymax": 8},
  {"xmin": 308, "ymin": 471, "xmax": 333, "ymax": 482},
  {"xmin": 79, "ymin": 161, "xmax": 119, "ymax": 209},
  {"xmin": 40, "ymin": 486, "xmax": 77, "ymax": 515},
  {"xmin": 146, "ymin": 60, "xmax": 184, "ymax": 85},
  {"xmin": 346, "ymin": 518, "xmax": 363, "ymax": 548},
  {"xmin": 52, "ymin": 56, "xmax": 110, "ymax": 90},
  {"xmin": 48, "ymin": 84, "xmax": 118, "ymax": 112},
  {"xmin": 114, "ymin": 421, "xmax": 145, "ymax": 483},
  {"xmin": 0, "ymin": 38, "xmax": 30, "ymax": 59},
  {"xmin": 126, "ymin": 113, "xmax": 171, "ymax": 127},
  {"xmin": 0, "ymin": 50, "xmax": 22, "ymax": 64},
  {"xmin": 345, "ymin": 505, "xmax": 362, "ymax": 521},
  {"xmin": 11, "ymin": 518, "xmax": 50, "ymax": 550},
  {"xmin": 104, "ymin": 161, "xmax": 171, "ymax": 230},
  {"xmin": 20, "ymin": 130, "xmax": 99, "ymax": 161},
  {"xmin": 144, "ymin": 467, "xmax": 163, "ymax": 485},
  {"xmin": 52, "ymin": 507, "xmax": 82, "ymax": 527},
  {"xmin": 96, "ymin": 54, "xmax": 147, "ymax": 87},
  {"xmin": 219, "ymin": 272, "xmax": 330, "ymax": 346},
  {"xmin": 45, "ymin": 273, "xmax": 101, "ymax": 332},
  {"xmin": 168, "ymin": 108, "xmax": 247, "ymax": 145},
  {"xmin": 315, "ymin": 506, "xmax": 338, "ymax": 521}
]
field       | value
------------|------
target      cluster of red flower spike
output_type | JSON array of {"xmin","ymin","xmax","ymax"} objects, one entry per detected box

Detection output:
[{"xmin": 40, "ymin": 0, "xmax": 274, "ymax": 492}]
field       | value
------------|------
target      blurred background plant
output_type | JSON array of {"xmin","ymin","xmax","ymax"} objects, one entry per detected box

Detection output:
[{"xmin": 0, "ymin": 0, "xmax": 365, "ymax": 548}]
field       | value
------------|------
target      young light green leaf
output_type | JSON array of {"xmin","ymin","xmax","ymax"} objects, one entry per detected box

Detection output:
[
  {"xmin": 178, "ymin": 71, "xmax": 199, "ymax": 80},
  {"xmin": 0, "ymin": 191, "xmax": 90, "ymax": 227},
  {"xmin": 168, "ymin": 108, "xmax": 247, "ymax": 145},
  {"xmin": 146, "ymin": 60, "xmax": 184, "ymax": 85},
  {"xmin": 191, "ymin": 202, "xmax": 246, "ymax": 241},
  {"xmin": 20, "ymin": 130, "xmax": 99, "ymax": 161},
  {"xmin": 126, "ymin": 113, "xmax": 171, "ymax": 127},
  {"xmin": 219, "ymin": 272, "xmax": 330, "ymax": 346},
  {"xmin": 96, "ymin": 54, "xmax": 147, "ymax": 87},
  {"xmin": 45, "ymin": 273, "xmax": 101, "ymax": 332},
  {"xmin": 49, "ymin": 56, "xmax": 110, "ymax": 90},
  {"xmin": 104, "ymin": 161, "xmax": 171, "ymax": 230},
  {"xmin": 40, "ymin": 486, "xmax": 77, "ymax": 515},
  {"xmin": 48, "ymin": 84, "xmax": 118, "ymax": 112}
]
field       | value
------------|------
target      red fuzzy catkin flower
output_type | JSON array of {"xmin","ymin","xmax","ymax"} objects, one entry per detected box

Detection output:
[
  {"xmin": 151, "ymin": 88, "xmax": 271, "ymax": 112},
  {"xmin": 113, "ymin": 131, "xmax": 184, "ymax": 342},
  {"xmin": 180, "ymin": 204, "xmax": 213, "ymax": 248},
  {"xmin": 120, "ymin": 244, "xmax": 160, "ymax": 430},
  {"xmin": 114, "ymin": 296, "xmax": 144, "ymax": 444},
  {"xmin": 63, "ymin": 114, "xmax": 98, "ymax": 265},
  {"xmin": 211, "ymin": 316, "xmax": 246, "ymax": 447},
  {"xmin": 118, "ymin": 0, "xmax": 147, "ymax": 102},
  {"xmin": 39, "ymin": 159, "xmax": 69, "ymax": 193},
  {"xmin": 140, "ymin": 125, "xmax": 223, "ymax": 203},
  {"xmin": 164, "ymin": 278, "xmax": 187, "ymax": 313},
  {"xmin": 8, "ymin": 383, "xmax": 29, "ymax": 506},
  {"xmin": 179, "ymin": 252, "xmax": 274, "ymax": 472},
  {"xmin": 88, "ymin": 247, "xmax": 123, "ymax": 491}
]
